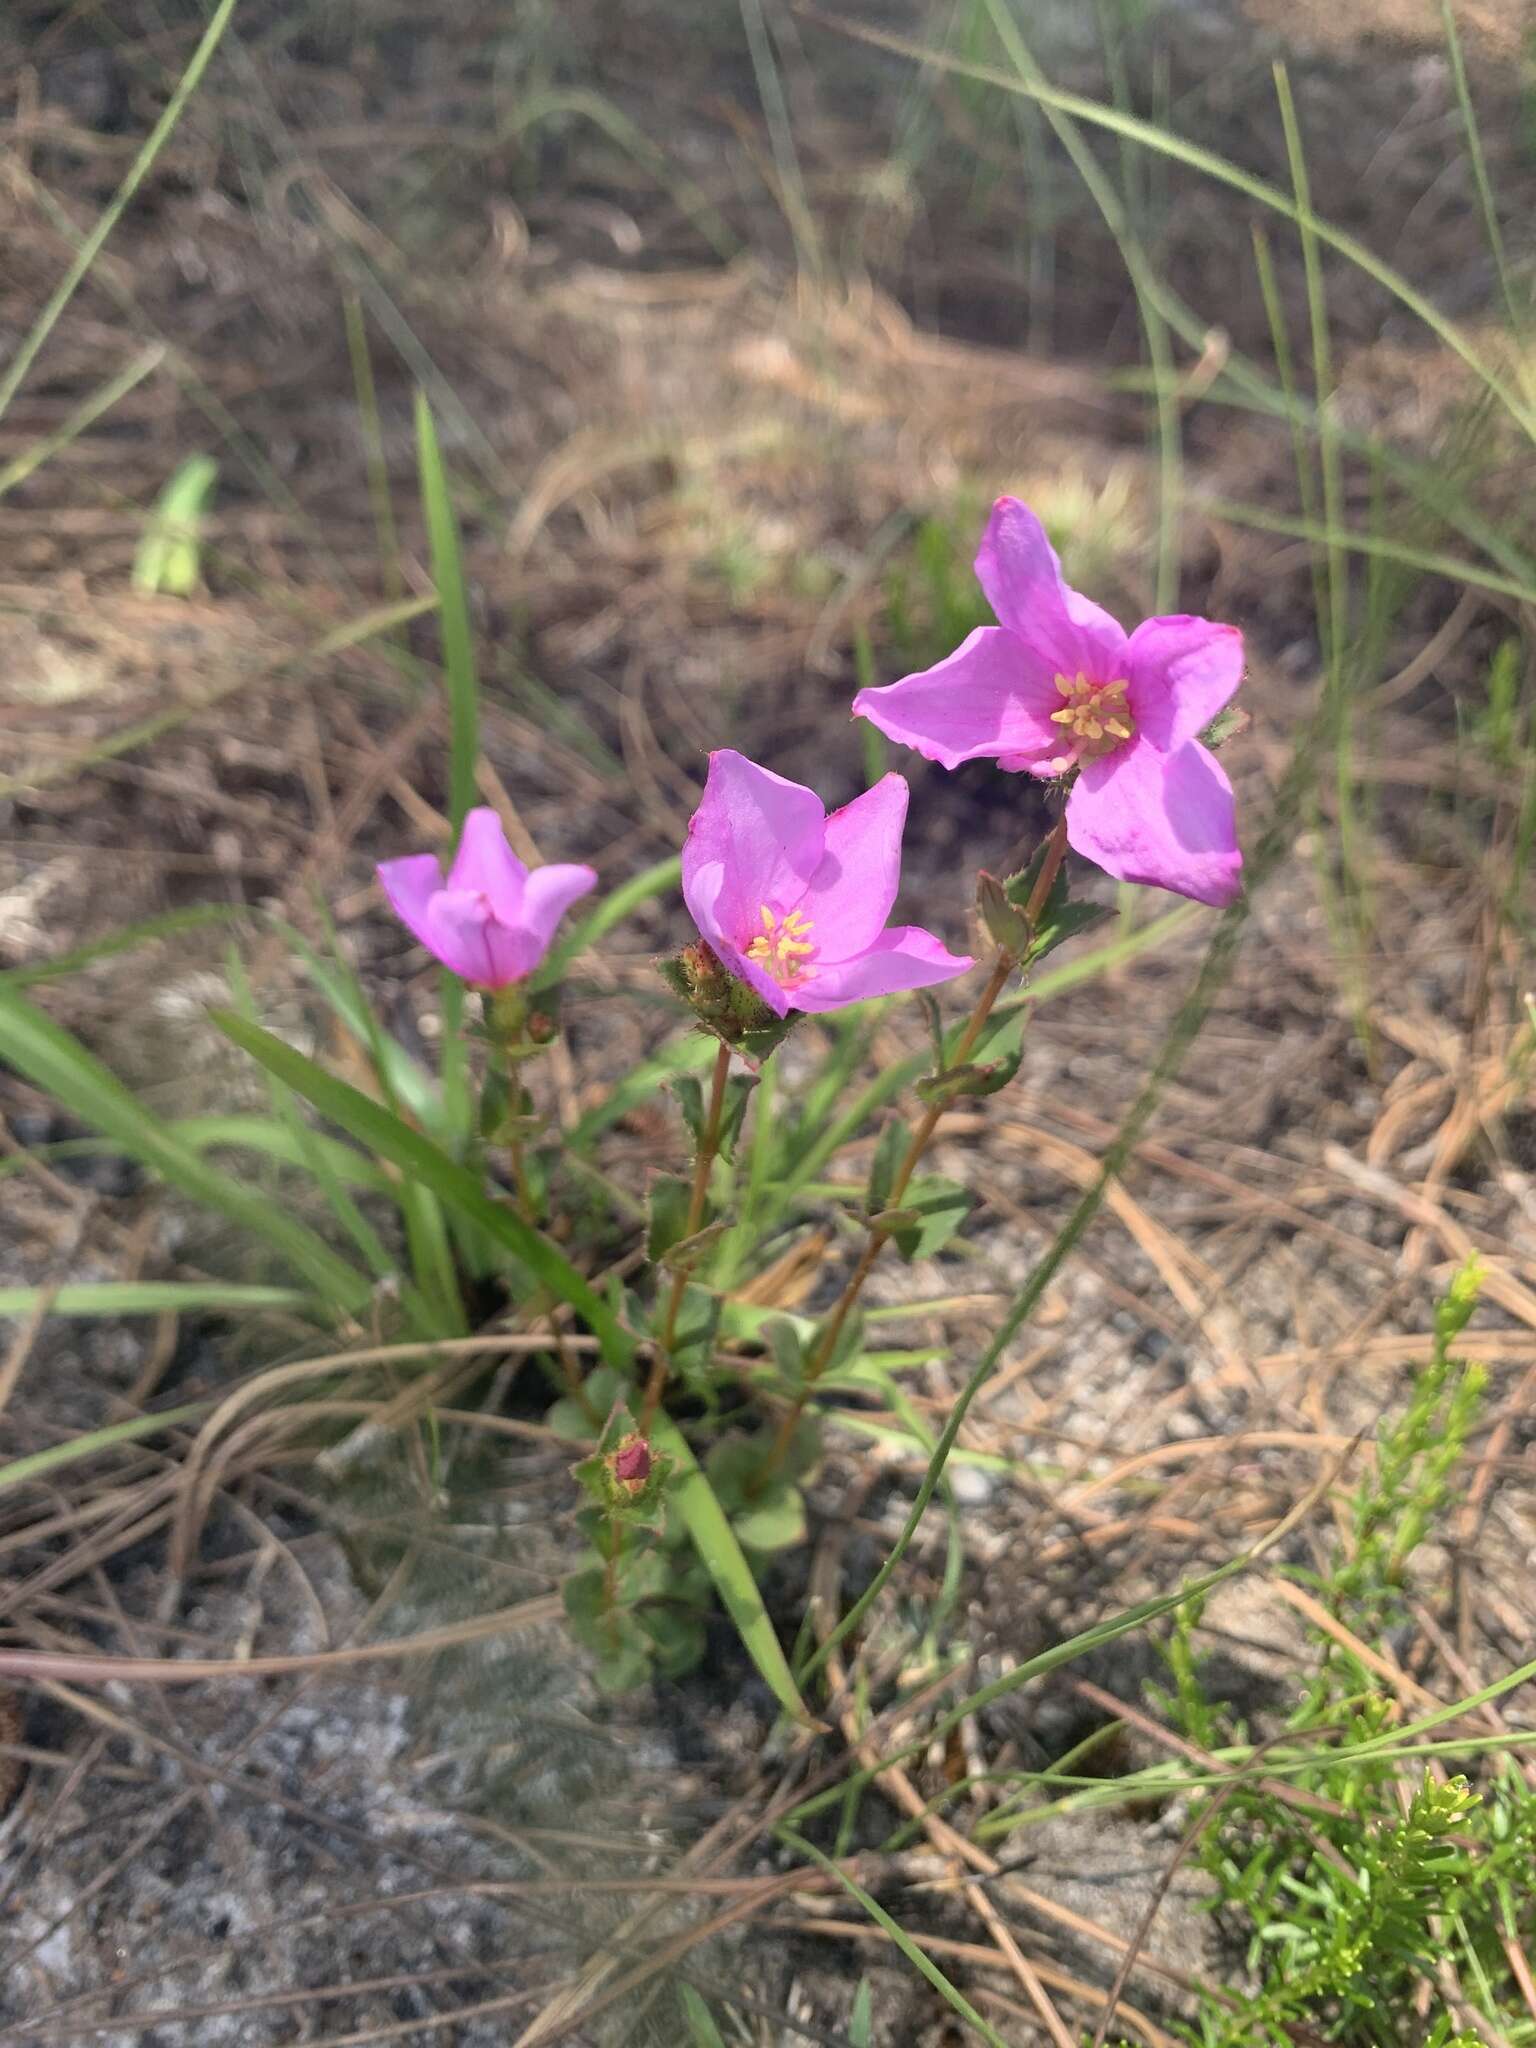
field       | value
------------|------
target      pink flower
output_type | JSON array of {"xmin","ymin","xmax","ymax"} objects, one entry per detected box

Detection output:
[
  {"xmin": 682, "ymin": 751, "xmax": 972, "ymax": 1018},
  {"xmin": 852, "ymin": 498, "xmax": 1245, "ymax": 907},
  {"xmin": 377, "ymin": 807, "xmax": 597, "ymax": 989}
]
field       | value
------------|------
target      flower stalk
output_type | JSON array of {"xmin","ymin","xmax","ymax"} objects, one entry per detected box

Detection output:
[
  {"xmin": 758, "ymin": 814, "xmax": 1069, "ymax": 1485},
  {"xmin": 639, "ymin": 1037, "xmax": 734, "ymax": 1432}
]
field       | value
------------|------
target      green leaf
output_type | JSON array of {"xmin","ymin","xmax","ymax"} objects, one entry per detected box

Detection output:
[
  {"xmin": 866, "ymin": 1118, "xmax": 908, "ymax": 1217},
  {"xmin": 0, "ymin": 988, "xmax": 371, "ymax": 1315},
  {"xmin": 649, "ymin": 1414, "xmax": 814, "ymax": 1726},
  {"xmin": 0, "ymin": 905, "xmax": 240, "ymax": 991},
  {"xmin": 733, "ymin": 1481, "xmax": 805, "ymax": 1555},
  {"xmin": 1025, "ymin": 897, "xmax": 1114, "ymax": 965},
  {"xmin": 646, "ymin": 1174, "xmax": 695, "ymax": 1263},
  {"xmin": 637, "ymin": 1601, "xmax": 707, "ymax": 1680},
  {"xmin": 414, "ymin": 391, "xmax": 478, "ymax": 837},
  {"xmin": 888, "ymin": 1176, "xmax": 971, "ymax": 1262},
  {"xmin": 547, "ymin": 1365, "xmax": 627, "ymax": 1442},
  {"xmin": 913, "ymin": 1047, "xmax": 1022, "ymax": 1106},
  {"xmin": 0, "ymin": 1283, "xmax": 310, "ymax": 1319},
  {"xmin": 670, "ymin": 1280, "xmax": 722, "ymax": 1388},
  {"xmin": 763, "ymin": 1316, "xmax": 804, "ymax": 1388},
  {"xmin": 211, "ymin": 1011, "xmax": 635, "ymax": 1369}
]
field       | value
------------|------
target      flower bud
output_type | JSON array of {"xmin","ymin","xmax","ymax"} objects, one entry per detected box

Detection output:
[{"xmin": 609, "ymin": 1433, "xmax": 653, "ymax": 1493}]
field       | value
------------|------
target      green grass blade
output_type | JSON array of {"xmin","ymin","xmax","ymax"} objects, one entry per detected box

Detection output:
[
  {"xmin": 0, "ymin": 345, "xmax": 164, "ymax": 501},
  {"xmin": 0, "ymin": 905, "xmax": 241, "ymax": 990},
  {"xmin": 0, "ymin": 988, "xmax": 372, "ymax": 1314},
  {"xmin": 679, "ymin": 1985, "xmax": 727, "ymax": 2047},
  {"xmin": 211, "ymin": 1011, "xmax": 634, "ymax": 1369},
  {"xmin": 0, "ymin": 1283, "xmax": 310, "ymax": 1319},
  {"xmin": 822, "ymin": 12, "xmax": 1536, "ymax": 444},
  {"xmin": 0, "ymin": 0, "xmax": 238, "ymax": 428},
  {"xmin": 650, "ymin": 1414, "xmax": 810, "ymax": 1725},
  {"xmin": 776, "ymin": 1830, "xmax": 1010, "ymax": 2048},
  {"xmin": 530, "ymin": 855, "xmax": 682, "ymax": 992},
  {"xmin": 414, "ymin": 390, "xmax": 479, "ymax": 838},
  {"xmin": 0, "ymin": 1404, "xmax": 212, "ymax": 1496}
]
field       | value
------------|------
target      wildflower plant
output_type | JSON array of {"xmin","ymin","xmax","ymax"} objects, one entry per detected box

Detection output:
[{"xmin": 0, "ymin": 454, "xmax": 1250, "ymax": 1714}]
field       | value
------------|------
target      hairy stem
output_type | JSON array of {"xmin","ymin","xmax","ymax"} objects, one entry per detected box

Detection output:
[{"xmin": 640, "ymin": 1037, "xmax": 733, "ymax": 1431}]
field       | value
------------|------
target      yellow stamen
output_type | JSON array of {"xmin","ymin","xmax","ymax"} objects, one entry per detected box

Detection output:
[
  {"xmin": 746, "ymin": 904, "xmax": 817, "ymax": 984},
  {"xmin": 1048, "ymin": 673, "xmax": 1135, "ymax": 761}
]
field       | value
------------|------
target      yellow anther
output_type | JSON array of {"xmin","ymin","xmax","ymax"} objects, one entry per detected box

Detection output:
[
  {"xmin": 1048, "ymin": 673, "xmax": 1135, "ymax": 761},
  {"xmin": 745, "ymin": 903, "xmax": 818, "ymax": 984}
]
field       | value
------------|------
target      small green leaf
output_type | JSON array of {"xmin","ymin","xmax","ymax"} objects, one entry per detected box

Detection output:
[
  {"xmin": 1004, "ymin": 839, "xmax": 1069, "ymax": 921},
  {"xmin": 763, "ymin": 1316, "xmax": 804, "ymax": 1388},
  {"xmin": 545, "ymin": 1364, "xmax": 627, "ymax": 1443},
  {"xmin": 670, "ymin": 1280, "xmax": 722, "ymax": 1386},
  {"xmin": 646, "ymin": 1174, "xmax": 695, "ymax": 1262},
  {"xmin": 913, "ymin": 1047, "xmax": 1021, "ymax": 1106},
  {"xmin": 976, "ymin": 869, "xmax": 1029, "ymax": 953},
  {"xmin": 661, "ymin": 1220, "xmax": 732, "ymax": 1277},
  {"xmin": 866, "ymin": 1118, "xmax": 908, "ymax": 1217},
  {"xmin": 734, "ymin": 1480, "xmax": 805, "ymax": 1554},
  {"xmin": 638, "ymin": 1601, "xmax": 707, "ymax": 1679},
  {"xmin": 1025, "ymin": 898, "xmax": 1113, "ymax": 966},
  {"xmin": 888, "ymin": 1175, "xmax": 971, "ymax": 1261}
]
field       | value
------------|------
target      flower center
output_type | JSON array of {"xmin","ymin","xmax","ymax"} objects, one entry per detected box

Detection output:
[
  {"xmin": 1048, "ymin": 672, "xmax": 1135, "ymax": 765},
  {"xmin": 744, "ymin": 904, "xmax": 816, "ymax": 986}
]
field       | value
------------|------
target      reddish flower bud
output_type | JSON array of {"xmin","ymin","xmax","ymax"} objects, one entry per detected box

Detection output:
[{"xmin": 610, "ymin": 1434, "xmax": 652, "ymax": 1491}]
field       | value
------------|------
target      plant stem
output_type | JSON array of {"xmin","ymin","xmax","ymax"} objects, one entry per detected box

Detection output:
[
  {"xmin": 639, "ymin": 1037, "xmax": 733, "ymax": 1432},
  {"xmin": 502, "ymin": 1048, "xmax": 593, "ymax": 1418},
  {"xmin": 760, "ymin": 816, "xmax": 1069, "ymax": 1483}
]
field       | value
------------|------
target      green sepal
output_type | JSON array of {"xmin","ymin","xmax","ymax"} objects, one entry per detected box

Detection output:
[
  {"xmin": 914, "ymin": 1047, "xmax": 1022, "ymax": 1106},
  {"xmin": 887, "ymin": 1174, "xmax": 970, "ymax": 1262},
  {"xmin": 660, "ymin": 943, "xmax": 798, "ymax": 1064},
  {"xmin": 571, "ymin": 1402, "xmax": 671, "ymax": 1527}
]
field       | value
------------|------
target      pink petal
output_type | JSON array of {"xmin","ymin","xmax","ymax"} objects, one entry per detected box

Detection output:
[
  {"xmin": 520, "ymin": 863, "xmax": 599, "ymax": 959},
  {"xmin": 792, "ymin": 927, "xmax": 973, "ymax": 1012},
  {"xmin": 852, "ymin": 626, "xmax": 1062, "ymax": 772},
  {"xmin": 445, "ymin": 808, "xmax": 528, "ymax": 922},
  {"xmin": 1065, "ymin": 739, "xmax": 1242, "ymax": 907},
  {"xmin": 975, "ymin": 498, "xmax": 1128, "ymax": 681},
  {"xmin": 682, "ymin": 750, "xmax": 825, "ymax": 950},
  {"xmin": 416, "ymin": 888, "xmax": 510, "ymax": 985},
  {"xmin": 377, "ymin": 853, "xmax": 447, "ymax": 954},
  {"xmin": 800, "ymin": 774, "xmax": 908, "ymax": 956},
  {"xmin": 1126, "ymin": 617, "xmax": 1244, "ymax": 753}
]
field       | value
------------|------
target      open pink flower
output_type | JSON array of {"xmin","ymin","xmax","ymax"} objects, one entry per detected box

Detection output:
[
  {"xmin": 852, "ymin": 498, "xmax": 1245, "ymax": 907},
  {"xmin": 682, "ymin": 751, "xmax": 972, "ymax": 1017},
  {"xmin": 377, "ymin": 807, "xmax": 597, "ymax": 989}
]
